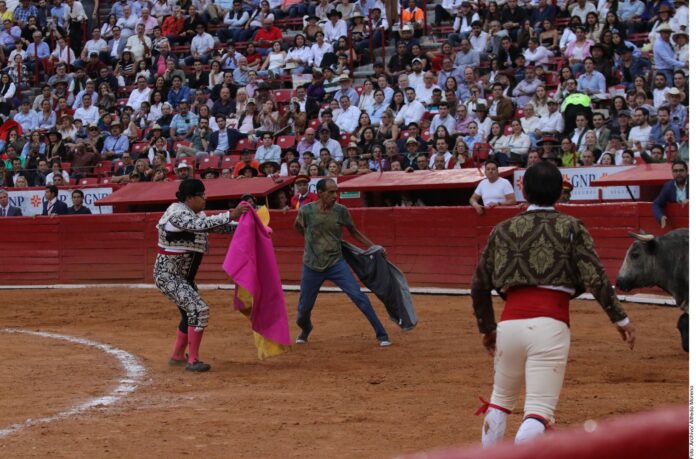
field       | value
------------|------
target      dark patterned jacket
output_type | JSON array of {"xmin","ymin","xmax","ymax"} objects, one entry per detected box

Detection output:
[
  {"xmin": 471, "ymin": 208, "xmax": 627, "ymax": 334},
  {"xmin": 157, "ymin": 202, "xmax": 236, "ymax": 253}
]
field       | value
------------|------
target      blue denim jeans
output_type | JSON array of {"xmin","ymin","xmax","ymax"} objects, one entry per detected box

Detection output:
[{"xmin": 297, "ymin": 260, "xmax": 389, "ymax": 341}]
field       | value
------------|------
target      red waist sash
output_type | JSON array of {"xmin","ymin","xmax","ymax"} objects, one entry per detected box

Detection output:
[{"xmin": 501, "ymin": 286, "xmax": 571, "ymax": 326}]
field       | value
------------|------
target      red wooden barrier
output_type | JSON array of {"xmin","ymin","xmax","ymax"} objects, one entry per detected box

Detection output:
[
  {"xmin": 403, "ymin": 405, "xmax": 687, "ymax": 459},
  {"xmin": 0, "ymin": 203, "xmax": 687, "ymax": 287}
]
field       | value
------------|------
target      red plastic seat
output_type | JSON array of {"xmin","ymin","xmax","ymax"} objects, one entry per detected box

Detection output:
[
  {"xmin": 61, "ymin": 162, "xmax": 72, "ymax": 173},
  {"xmin": 308, "ymin": 118, "xmax": 320, "ymax": 130},
  {"xmin": 172, "ymin": 140, "xmax": 192, "ymax": 152},
  {"xmin": 94, "ymin": 161, "xmax": 113, "ymax": 176},
  {"xmin": 221, "ymin": 155, "xmax": 238, "ymax": 169},
  {"xmin": 473, "ymin": 143, "xmax": 491, "ymax": 161},
  {"xmin": 78, "ymin": 177, "xmax": 98, "ymax": 185},
  {"xmin": 276, "ymin": 135, "xmax": 296, "ymax": 149},
  {"xmin": 130, "ymin": 141, "xmax": 149, "ymax": 156},
  {"xmin": 197, "ymin": 155, "xmax": 221, "ymax": 171},
  {"xmin": 273, "ymin": 89, "xmax": 292, "ymax": 103},
  {"xmin": 235, "ymin": 138, "xmax": 253, "ymax": 153},
  {"xmin": 338, "ymin": 133, "xmax": 351, "ymax": 147}
]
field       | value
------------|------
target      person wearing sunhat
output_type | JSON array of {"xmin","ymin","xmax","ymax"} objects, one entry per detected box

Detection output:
[
  {"xmin": 558, "ymin": 178, "xmax": 574, "ymax": 203},
  {"xmin": 45, "ymin": 129, "xmax": 66, "ymax": 162},
  {"xmin": 340, "ymin": 142, "xmax": 362, "ymax": 172},
  {"xmin": 616, "ymin": 44, "xmax": 652, "ymax": 88},
  {"xmin": 237, "ymin": 163, "xmax": 260, "ymax": 178},
  {"xmin": 154, "ymin": 178, "xmax": 249, "ymax": 372},
  {"xmin": 323, "ymin": 8, "xmax": 347, "ymax": 45},
  {"xmin": 176, "ymin": 161, "xmax": 193, "ymax": 180},
  {"xmin": 672, "ymin": 29, "xmax": 688, "ymax": 63},
  {"xmin": 259, "ymin": 159, "xmax": 280, "ymax": 177},
  {"xmin": 538, "ymin": 138, "xmax": 561, "ymax": 166},
  {"xmin": 471, "ymin": 102, "xmax": 493, "ymax": 139},
  {"xmin": 653, "ymin": 23, "xmax": 685, "ymax": 86},
  {"xmin": 101, "ymin": 120, "xmax": 130, "ymax": 160},
  {"xmin": 644, "ymin": 3, "xmax": 673, "ymax": 34},
  {"xmin": 202, "ymin": 168, "xmax": 219, "ymax": 179},
  {"xmin": 290, "ymin": 174, "xmax": 318, "ymax": 208},
  {"xmin": 665, "ymin": 87, "xmax": 687, "ymax": 129}
]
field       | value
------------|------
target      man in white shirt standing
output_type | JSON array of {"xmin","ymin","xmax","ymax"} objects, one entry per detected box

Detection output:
[
  {"xmin": 395, "ymin": 87, "xmax": 426, "ymax": 127},
  {"xmin": 186, "ymin": 23, "xmax": 215, "ymax": 65},
  {"xmin": 335, "ymin": 95, "xmax": 361, "ymax": 133},
  {"xmin": 627, "ymin": 107, "xmax": 652, "ymax": 152},
  {"xmin": 469, "ymin": 160, "xmax": 515, "ymax": 215}
]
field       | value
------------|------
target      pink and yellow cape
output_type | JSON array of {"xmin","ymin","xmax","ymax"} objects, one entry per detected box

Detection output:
[{"xmin": 222, "ymin": 204, "xmax": 291, "ymax": 359}]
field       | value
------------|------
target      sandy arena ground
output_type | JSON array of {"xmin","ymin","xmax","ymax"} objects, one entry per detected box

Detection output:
[{"xmin": 0, "ymin": 288, "xmax": 688, "ymax": 458}]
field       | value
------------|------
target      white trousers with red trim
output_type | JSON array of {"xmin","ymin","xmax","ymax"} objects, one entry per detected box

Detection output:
[{"xmin": 489, "ymin": 317, "xmax": 571, "ymax": 423}]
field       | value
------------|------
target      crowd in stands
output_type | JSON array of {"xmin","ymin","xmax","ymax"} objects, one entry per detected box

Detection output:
[{"xmin": 0, "ymin": 0, "xmax": 689, "ymax": 208}]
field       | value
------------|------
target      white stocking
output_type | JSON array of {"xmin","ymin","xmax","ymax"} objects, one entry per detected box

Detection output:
[
  {"xmin": 514, "ymin": 417, "xmax": 546, "ymax": 444},
  {"xmin": 481, "ymin": 408, "xmax": 508, "ymax": 448}
]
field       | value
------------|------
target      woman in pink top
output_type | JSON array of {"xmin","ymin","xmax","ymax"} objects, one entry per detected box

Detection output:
[{"xmin": 564, "ymin": 25, "xmax": 593, "ymax": 76}]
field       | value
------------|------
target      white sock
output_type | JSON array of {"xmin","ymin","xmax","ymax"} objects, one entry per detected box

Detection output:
[
  {"xmin": 514, "ymin": 417, "xmax": 547, "ymax": 444},
  {"xmin": 481, "ymin": 408, "xmax": 508, "ymax": 448}
]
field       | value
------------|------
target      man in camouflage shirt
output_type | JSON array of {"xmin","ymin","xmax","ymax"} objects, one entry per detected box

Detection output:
[{"xmin": 294, "ymin": 178, "xmax": 391, "ymax": 347}]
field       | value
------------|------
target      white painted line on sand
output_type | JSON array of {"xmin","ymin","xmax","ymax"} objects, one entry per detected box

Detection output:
[{"xmin": 0, "ymin": 328, "xmax": 146, "ymax": 439}]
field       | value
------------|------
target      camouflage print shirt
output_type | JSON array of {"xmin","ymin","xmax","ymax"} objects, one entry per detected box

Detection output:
[
  {"xmin": 471, "ymin": 209, "xmax": 627, "ymax": 334},
  {"xmin": 296, "ymin": 202, "xmax": 355, "ymax": 272}
]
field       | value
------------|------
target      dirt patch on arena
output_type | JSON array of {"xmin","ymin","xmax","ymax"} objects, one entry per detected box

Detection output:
[{"xmin": 0, "ymin": 289, "xmax": 687, "ymax": 458}]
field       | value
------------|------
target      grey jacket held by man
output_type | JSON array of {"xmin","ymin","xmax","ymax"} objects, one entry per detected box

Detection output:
[{"xmin": 341, "ymin": 242, "xmax": 417, "ymax": 331}]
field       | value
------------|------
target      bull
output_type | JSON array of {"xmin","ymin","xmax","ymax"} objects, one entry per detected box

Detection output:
[{"xmin": 616, "ymin": 228, "xmax": 689, "ymax": 352}]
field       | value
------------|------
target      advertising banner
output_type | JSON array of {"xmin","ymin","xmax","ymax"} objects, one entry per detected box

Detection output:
[
  {"xmin": 512, "ymin": 166, "xmax": 640, "ymax": 202},
  {"xmin": 6, "ymin": 187, "xmax": 114, "ymax": 216}
]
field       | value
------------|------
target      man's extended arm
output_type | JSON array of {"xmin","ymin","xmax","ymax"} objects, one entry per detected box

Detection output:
[{"xmin": 293, "ymin": 211, "xmax": 305, "ymax": 235}]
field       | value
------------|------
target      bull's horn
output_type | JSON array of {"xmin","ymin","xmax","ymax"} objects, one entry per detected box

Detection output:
[{"xmin": 629, "ymin": 232, "xmax": 655, "ymax": 243}]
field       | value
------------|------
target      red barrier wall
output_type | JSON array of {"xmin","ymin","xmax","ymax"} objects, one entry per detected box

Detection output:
[
  {"xmin": 0, "ymin": 203, "xmax": 688, "ymax": 287},
  {"xmin": 403, "ymin": 405, "xmax": 687, "ymax": 459}
]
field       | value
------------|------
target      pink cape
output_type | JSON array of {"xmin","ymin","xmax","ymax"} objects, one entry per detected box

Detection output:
[{"xmin": 222, "ymin": 203, "xmax": 291, "ymax": 347}]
